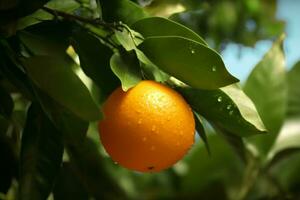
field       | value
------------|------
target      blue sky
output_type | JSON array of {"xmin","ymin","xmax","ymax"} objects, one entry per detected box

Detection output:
[{"xmin": 222, "ymin": 0, "xmax": 300, "ymax": 81}]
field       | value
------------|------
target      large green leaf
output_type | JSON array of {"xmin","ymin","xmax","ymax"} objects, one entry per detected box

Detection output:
[
  {"xmin": 19, "ymin": 104, "xmax": 63, "ymax": 200},
  {"xmin": 110, "ymin": 51, "xmax": 141, "ymax": 91},
  {"xmin": 101, "ymin": 0, "xmax": 148, "ymax": 25},
  {"xmin": 132, "ymin": 17, "xmax": 207, "ymax": 45},
  {"xmin": 71, "ymin": 31, "xmax": 119, "ymax": 98},
  {"xmin": 287, "ymin": 61, "xmax": 300, "ymax": 118},
  {"xmin": 177, "ymin": 84, "xmax": 266, "ymax": 137},
  {"xmin": 23, "ymin": 55, "xmax": 101, "ymax": 121},
  {"xmin": 35, "ymin": 90, "xmax": 89, "ymax": 145},
  {"xmin": 244, "ymin": 35, "xmax": 287, "ymax": 155},
  {"xmin": 67, "ymin": 138, "xmax": 126, "ymax": 199},
  {"xmin": 139, "ymin": 36, "xmax": 238, "ymax": 89}
]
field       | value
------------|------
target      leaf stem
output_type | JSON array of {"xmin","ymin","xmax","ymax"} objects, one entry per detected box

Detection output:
[{"xmin": 235, "ymin": 156, "xmax": 260, "ymax": 200}]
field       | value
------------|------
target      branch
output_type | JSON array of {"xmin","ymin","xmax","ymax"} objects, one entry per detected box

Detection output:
[{"xmin": 42, "ymin": 6, "xmax": 115, "ymax": 30}]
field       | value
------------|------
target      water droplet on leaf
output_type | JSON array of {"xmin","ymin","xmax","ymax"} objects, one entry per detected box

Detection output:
[
  {"xmin": 226, "ymin": 105, "xmax": 232, "ymax": 110},
  {"xmin": 217, "ymin": 96, "xmax": 222, "ymax": 102},
  {"xmin": 212, "ymin": 66, "xmax": 217, "ymax": 72}
]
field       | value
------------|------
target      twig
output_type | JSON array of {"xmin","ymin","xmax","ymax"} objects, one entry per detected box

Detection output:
[{"xmin": 42, "ymin": 6, "xmax": 114, "ymax": 30}]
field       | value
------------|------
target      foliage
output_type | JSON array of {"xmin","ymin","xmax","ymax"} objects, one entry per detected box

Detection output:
[{"xmin": 0, "ymin": 0, "xmax": 299, "ymax": 200}]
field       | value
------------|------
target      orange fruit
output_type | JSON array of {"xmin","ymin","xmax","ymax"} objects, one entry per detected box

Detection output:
[{"xmin": 98, "ymin": 80, "xmax": 195, "ymax": 172}]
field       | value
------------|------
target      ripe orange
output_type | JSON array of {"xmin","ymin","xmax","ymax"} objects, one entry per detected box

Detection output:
[{"xmin": 98, "ymin": 80, "xmax": 195, "ymax": 172}]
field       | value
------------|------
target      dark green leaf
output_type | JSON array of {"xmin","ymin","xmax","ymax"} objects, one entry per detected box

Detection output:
[
  {"xmin": 0, "ymin": 0, "xmax": 50, "ymax": 25},
  {"xmin": 0, "ymin": 85, "xmax": 13, "ymax": 118},
  {"xmin": 71, "ymin": 31, "xmax": 119, "ymax": 98},
  {"xmin": 287, "ymin": 61, "xmax": 300, "ymax": 118},
  {"xmin": 67, "ymin": 138, "xmax": 126, "ymax": 199},
  {"xmin": 0, "ymin": 115, "xmax": 9, "ymax": 136},
  {"xmin": 139, "ymin": 36, "xmax": 238, "ymax": 89},
  {"xmin": 19, "ymin": 21, "xmax": 72, "ymax": 57},
  {"xmin": 0, "ymin": 133, "xmax": 18, "ymax": 194},
  {"xmin": 177, "ymin": 84, "xmax": 266, "ymax": 137},
  {"xmin": 269, "ymin": 151, "xmax": 300, "ymax": 194},
  {"xmin": 132, "ymin": 17, "xmax": 207, "ymax": 45},
  {"xmin": 194, "ymin": 113, "xmax": 210, "ymax": 154},
  {"xmin": 244, "ymin": 35, "xmax": 287, "ymax": 155},
  {"xmin": 17, "ymin": 0, "xmax": 79, "ymax": 30},
  {"xmin": 213, "ymin": 125, "xmax": 248, "ymax": 163},
  {"xmin": 35, "ymin": 90, "xmax": 89, "ymax": 145},
  {"xmin": 180, "ymin": 133, "xmax": 243, "ymax": 195},
  {"xmin": 22, "ymin": 55, "xmax": 101, "ymax": 121},
  {"xmin": 101, "ymin": 0, "xmax": 148, "ymax": 25},
  {"xmin": 110, "ymin": 51, "xmax": 141, "ymax": 91},
  {"xmin": 0, "ymin": 46, "xmax": 33, "ymax": 99},
  {"xmin": 53, "ymin": 162, "xmax": 89, "ymax": 200},
  {"xmin": 19, "ymin": 103, "xmax": 63, "ymax": 200},
  {"xmin": 266, "ymin": 118, "xmax": 300, "ymax": 168}
]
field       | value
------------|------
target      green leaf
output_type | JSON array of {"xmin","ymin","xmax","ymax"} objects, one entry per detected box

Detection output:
[
  {"xmin": 132, "ymin": 17, "xmax": 207, "ymax": 46},
  {"xmin": 19, "ymin": 21, "xmax": 72, "ymax": 57},
  {"xmin": 244, "ymin": 35, "xmax": 287, "ymax": 155},
  {"xmin": 0, "ymin": 47, "xmax": 33, "ymax": 99},
  {"xmin": 177, "ymin": 84, "xmax": 266, "ymax": 137},
  {"xmin": 194, "ymin": 113, "xmax": 210, "ymax": 154},
  {"xmin": 67, "ymin": 138, "xmax": 126, "ymax": 199},
  {"xmin": 0, "ymin": 115, "xmax": 9, "ymax": 136},
  {"xmin": 139, "ymin": 36, "xmax": 238, "ymax": 89},
  {"xmin": 135, "ymin": 48, "xmax": 170, "ymax": 82},
  {"xmin": 110, "ymin": 51, "xmax": 142, "ymax": 91},
  {"xmin": 269, "ymin": 151, "xmax": 300, "ymax": 193},
  {"xmin": 17, "ymin": 0, "xmax": 79, "ymax": 30},
  {"xmin": 0, "ymin": 133, "xmax": 18, "ymax": 194},
  {"xmin": 101, "ymin": 0, "xmax": 148, "ymax": 25},
  {"xmin": 19, "ymin": 103, "xmax": 63, "ymax": 200},
  {"xmin": 213, "ymin": 125, "xmax": 248, "ymax": 163},
  {"xmin": 0, "ymin": 0, "xmax": 50, "ymax": 25},
  {"xmin": 35, "ymin": 90, "xmax": 89, "ymax": 145},
  {"xmin": 180, "ymin": 133, "xmax": 243, "ymax": 196},
  {"xmin": 53, "ymin": 162, "xmax": 89, "ymax": 200},
  {"xmin": 114, "ymin": 23, "xmax": 143, "ymax": 51},
  {"xmin": 287, "ymin": 61, "xmax": 300, "ymax": 118},
  {"xmin": 0, "ymin": 85, "xmax": 13, "ymax": 118},
  {"xmin": 71, "ymin": 31, "xmax": 119, "ymax": 98},
  {"xmin": 22, "ymin": 55, "xmax": 101, "ymax": 121},
  {"xmin": 266, "ymin": 118, "xmax": 300, "ymax": 168}
]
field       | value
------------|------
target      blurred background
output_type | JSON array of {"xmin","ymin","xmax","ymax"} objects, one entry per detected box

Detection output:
[{"xmin": 222, "ymin": 0, "xmax": 300, "ymax": 81}]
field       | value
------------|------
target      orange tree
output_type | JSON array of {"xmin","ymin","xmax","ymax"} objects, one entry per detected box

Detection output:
[{"xmin": 1, "ymin": 0, "xmax": 299, "ymax": 200}]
